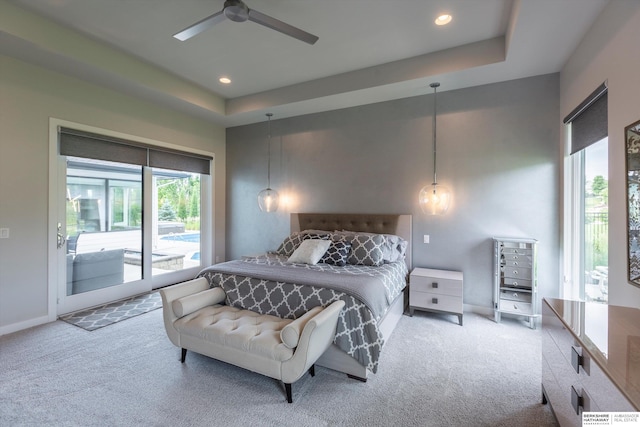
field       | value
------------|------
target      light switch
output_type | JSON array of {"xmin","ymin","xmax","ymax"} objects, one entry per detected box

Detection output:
[
  {"xmin": 423, "ymin": 234, "xmax": 429, "ymax": 244},
  {"xmin": 0, "ymin": 228, "xmax": 9, "ymax": 239}
]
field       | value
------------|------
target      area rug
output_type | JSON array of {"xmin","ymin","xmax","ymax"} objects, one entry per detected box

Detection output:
[{"xmin": 60, "ymin": 291, "xmax": 163, "ymax": 331}]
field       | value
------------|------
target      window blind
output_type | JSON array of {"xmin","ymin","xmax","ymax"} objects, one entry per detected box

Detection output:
[
  {"xmin": 58, "ymin": 127, "xmax": 211, "ymax": 175},
  {"xmin": 563, "ymin": 82, "xmax": 608, "ymax": 155}
]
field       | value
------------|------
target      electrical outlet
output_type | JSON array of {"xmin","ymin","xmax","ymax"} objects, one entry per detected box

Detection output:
[
  {"xmin": 423, "ymin": 234, "xmax": 429, "ymax": 244},
  {"xmin": 0, "ymin": 228, "xmax": 9, "ymax": 239}
]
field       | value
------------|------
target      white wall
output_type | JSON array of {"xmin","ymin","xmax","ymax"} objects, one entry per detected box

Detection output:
[
  {"xmin": 0, "ymin": 55, "xmax": 226, "ymax": 334},
  {"xmin": 560, "ymin": 0, "xmax": 640, "ymax": 307}
]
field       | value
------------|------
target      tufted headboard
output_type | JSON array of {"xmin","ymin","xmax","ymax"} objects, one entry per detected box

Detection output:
[{"xmin": 290, "ymin": 213, "xmax": 412, "ymax": 271}]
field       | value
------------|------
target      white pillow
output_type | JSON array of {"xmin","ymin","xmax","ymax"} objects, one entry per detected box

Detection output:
[{"xmin": 287, "ymin": 239, "xmax": 331, "ymax": 265}]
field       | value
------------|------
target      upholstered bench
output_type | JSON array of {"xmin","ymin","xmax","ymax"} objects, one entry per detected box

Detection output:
[{"xmin": 159, "ymin": 277, "xmax": 345, "ymax": 403}]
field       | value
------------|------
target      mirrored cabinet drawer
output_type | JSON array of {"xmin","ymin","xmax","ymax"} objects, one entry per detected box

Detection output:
[
  {"xmin": 499, "ymin": 289, "xmax": 532, "ymax": 303},
  {"xmin": 498, "ymin": 299, "xmax": 532, "ymax": 315}
]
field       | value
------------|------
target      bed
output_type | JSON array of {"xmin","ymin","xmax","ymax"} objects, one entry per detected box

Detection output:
[{"xmin": 197, "ymin": 213, "xmax": 412, "ymax": 380}]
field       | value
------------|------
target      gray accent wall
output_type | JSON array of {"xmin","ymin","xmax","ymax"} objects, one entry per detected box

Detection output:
[{"xmin": 226, "ymin": 74, "xmax": 561, "ymax": 311}]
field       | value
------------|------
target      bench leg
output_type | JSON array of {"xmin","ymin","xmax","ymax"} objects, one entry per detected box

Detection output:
[
  {"xmin": 309, "ymin": 364, "xmax": 315, "ymax": 377},
  {"xmin": 285, "ymin": 383, "xmax": 292, "ymax": 403},
  {"xmin": 347, "ymin": 374, "xmax": 367, "ymax": 383},
  {"xmin": 181, "ymin": 348, "xmax": 187, "ymax": 363}
]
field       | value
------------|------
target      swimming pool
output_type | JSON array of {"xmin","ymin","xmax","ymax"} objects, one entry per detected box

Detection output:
[{"xmin": 160, "ymin": 232, "xmax": 200, "ymax": 243}]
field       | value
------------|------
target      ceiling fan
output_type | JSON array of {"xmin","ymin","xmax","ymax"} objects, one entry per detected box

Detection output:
[{"xmin": 173, "ymin": 0, "xmax": 319, "ymax": 45}]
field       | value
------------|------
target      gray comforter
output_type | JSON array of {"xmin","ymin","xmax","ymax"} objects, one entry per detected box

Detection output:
[{"xmin": 197, "ymin": 254, "xmax": 407, "ymax": 373}]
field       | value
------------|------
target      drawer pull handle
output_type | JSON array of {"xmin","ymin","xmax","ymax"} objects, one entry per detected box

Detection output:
[
  {"xmin": 432, "ymin": 298, "xmax": 438, "ymax": 304},
  {"xmin": 513, "ymin": 255, "xmax": 519, "ymax": 260},
  {"xmin": 571, "ymin": 386, "xmax": 583, "ymax": 415},
  {"xmin": 432, "ymin": 282, "xmax": 438, "ymax": 289},
  {"xmin": 513, "ymin": 293, "xmax": 518, "ymax": 298},
  {"xmin": 513, "ymin": 261, "xmax": 518, "ymax": 266},
  {"xmin": 513, "ymin": 304, "xmax": 518, "ymax": 310},
  {"xmin": 513, "ymin": 270, "xmax": 519, "ymax": 275},
  {"xmin": 571, "ymin": 346, "xmax": 583, "ymax": 374},
  {"xmin": 512, "ymin": 281, "xmax": 518, "ymax": 286}
]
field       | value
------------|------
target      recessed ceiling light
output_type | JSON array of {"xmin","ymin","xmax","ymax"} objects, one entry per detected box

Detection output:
[
  {"xmin": 435, "ymin": 14, "xmax": 452, "ymax": 26},
  {"xmin": 219, "ymin": 77, "xmax": 231, "ymax": 84}
]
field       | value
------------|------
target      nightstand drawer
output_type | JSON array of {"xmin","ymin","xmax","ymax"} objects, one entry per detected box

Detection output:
[
  {"xmin": 410, "ymin": 292, "xmax": 463, "ymax": 314},
  {"xmin": 499, "ymin": 299, "xmax": 532, "ymax": 315},
  {"xmin": 410, "ymin": 275, "xmax": 462, "ymax": 296}
]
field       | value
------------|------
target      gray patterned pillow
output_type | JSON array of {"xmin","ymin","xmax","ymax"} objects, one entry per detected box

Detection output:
[
  {"xmin": 276, "ymin": 231, "xmax": 330, "ymax": 256},
  {"xmin": 348, "ymin": 234, "xmax": 385, "ymax": 266},
  {"xmin": 302, "ymin": 232, "xmax": 330, "ymax": 241},
  {"xmin": 320, "ymin": 240, "xmax": 351, "ymax": 266},
  {"xmin": 276, "ymin": 232, "xmax": 305, "ymax": 256},
  {"xmin": 334, "ymin": 230, "xmax": 406, "ymax": 264}
]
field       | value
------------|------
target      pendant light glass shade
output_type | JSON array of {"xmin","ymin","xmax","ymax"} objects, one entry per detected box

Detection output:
[
  {"xmin": 419, "ymin": 82, "xmax": 451, "ymax": 215},
  {"xmin": 419, "ymin": 183, "xmax": 451, "ymax": 215},
  {"xmin": 258, "ymin": 113, "xmax": 279, "ymax": 212},
  {"xmin": 258, "ymin": 187, "xmax": 279, "ymax": 212}
]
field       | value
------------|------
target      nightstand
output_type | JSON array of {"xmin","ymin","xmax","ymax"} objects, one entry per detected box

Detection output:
[{"xmin": 409, "ymin": 267, "xmax": 464, "ymax": 325}]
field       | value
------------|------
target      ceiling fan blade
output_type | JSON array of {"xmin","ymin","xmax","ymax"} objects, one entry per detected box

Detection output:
[
  {"xmin": 173, "ymin": 10, "xmax": 226, "ymax": 41},
  {"xmin": 248, "ymin": 9, "xmax": 318, "ymax": 45}
]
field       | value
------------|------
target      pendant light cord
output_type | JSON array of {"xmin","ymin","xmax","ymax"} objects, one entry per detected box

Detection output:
[
  {"xmin": 266, "ymin": 113, "xmax": 273, "ymax": 188},
  {"xmin": 430, "ymin": 82, "xmax": 440, "ymax": 186}
]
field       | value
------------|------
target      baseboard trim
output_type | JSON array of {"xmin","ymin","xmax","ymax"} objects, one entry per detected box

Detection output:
[
  {"xmin": 463, "ymin": 304, "xmax": 493, "ymax": 316},
  {"xmin": 0, "ymin": 315, "xmax": 51, "ymax": 337}
]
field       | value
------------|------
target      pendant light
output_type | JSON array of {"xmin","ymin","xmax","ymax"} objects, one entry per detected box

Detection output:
[
  {"xmin": 257, "ymin": 113, "xmax": 279, "ymax": 212},
  {"xmin": 419, "ymin": 82, "xmax": 451, "ymax": 215}
]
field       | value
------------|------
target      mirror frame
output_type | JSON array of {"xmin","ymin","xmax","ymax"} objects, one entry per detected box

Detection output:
[{"xmin": 626, "ymin": 119, "xmax": 640, "ymax": 287}]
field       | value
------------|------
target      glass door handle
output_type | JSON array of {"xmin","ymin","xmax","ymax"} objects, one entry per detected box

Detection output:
[{"xmin": 57, "ymin": 223, "xmax": 66, "ymax": 249}]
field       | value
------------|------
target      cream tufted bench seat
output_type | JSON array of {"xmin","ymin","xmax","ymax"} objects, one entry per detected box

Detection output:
[{"xmin": 159, "ymin": 277, "xmax": 345, "ymax": 403}]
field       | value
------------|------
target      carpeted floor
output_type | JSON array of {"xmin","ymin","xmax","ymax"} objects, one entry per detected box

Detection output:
[
  {"xmin": 0, "ymin": 308, "xmax": 558, "ymax": 427},
  {"xmin": 59, "ymin": 292, "xmax": 163, "ymax": 331}
]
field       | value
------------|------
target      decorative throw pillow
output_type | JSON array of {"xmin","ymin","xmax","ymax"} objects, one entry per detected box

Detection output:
[
  {"xmin": 335, "ymin": 230, "xmax": 407, "ymax": 264},
  {"xmin": 302, "ymin": 232, "xmax": 330, "ymax": 241},
  {"xmin": 382, "ymin": 234, "xmax": 408, "ymax": 263},
  {"xmin": 320, "ymin": 240, "xmax": 351, "ymax": 266},
  {"xmin": 276, "ymin": 232, "xmax": 305, "ymax": 257},
  {"xmin": 348, "ymin": 234, "xmax": 386, "ymax": 266},
  {"xmin": 288, "ymin": 239, "xmax": 332, "ymax": 265}
]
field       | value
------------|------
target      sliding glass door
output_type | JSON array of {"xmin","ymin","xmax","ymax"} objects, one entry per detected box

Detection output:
[{"xmin": 53, "ymin": 123, "xmax": 212, "ymax": 315}]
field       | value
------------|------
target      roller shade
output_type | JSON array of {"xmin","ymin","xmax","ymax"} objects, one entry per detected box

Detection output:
[
  {"xmin": 59, "ymin": 127, "xmax": 211, "ymax": 175},
  {"xmin": 563, "ymin": 83, "xmax": 608, "ymax": 155}
]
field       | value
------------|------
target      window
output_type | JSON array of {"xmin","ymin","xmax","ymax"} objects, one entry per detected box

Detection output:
[
  {"xmin": 60, "ymin": 127, "xmax": 211, "ymax": 295},
  {"xmin": 580, "ymin": 139, "xmax": 609, "ymax": 302},
  {"xmin": 563, "ymin": 84, "xmax": 608, "ymax": 303},
  {"xmin": 152, "ymin": 168, "xmax": 201, "ymax": 276}
]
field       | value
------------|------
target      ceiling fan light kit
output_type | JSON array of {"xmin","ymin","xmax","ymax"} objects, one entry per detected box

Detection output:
[{"xmin": 173, "ymin": 0, "xmax": 319, "ymax": 45}]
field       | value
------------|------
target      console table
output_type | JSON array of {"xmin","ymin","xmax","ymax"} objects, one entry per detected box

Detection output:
[{"xmin": 542, "ymin": 298, "xmax": 640, "ymax": 426}]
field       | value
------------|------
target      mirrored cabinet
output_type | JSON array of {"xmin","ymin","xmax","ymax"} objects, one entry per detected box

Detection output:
[{"xmin": 493, "ymin": 237, "xmax": 538, "ymax": 329}]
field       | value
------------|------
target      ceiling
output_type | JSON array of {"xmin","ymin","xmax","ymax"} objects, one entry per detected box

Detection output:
[{"xmin": 1, "ymin": 0, "xmax": 609, "ymax": 127}]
